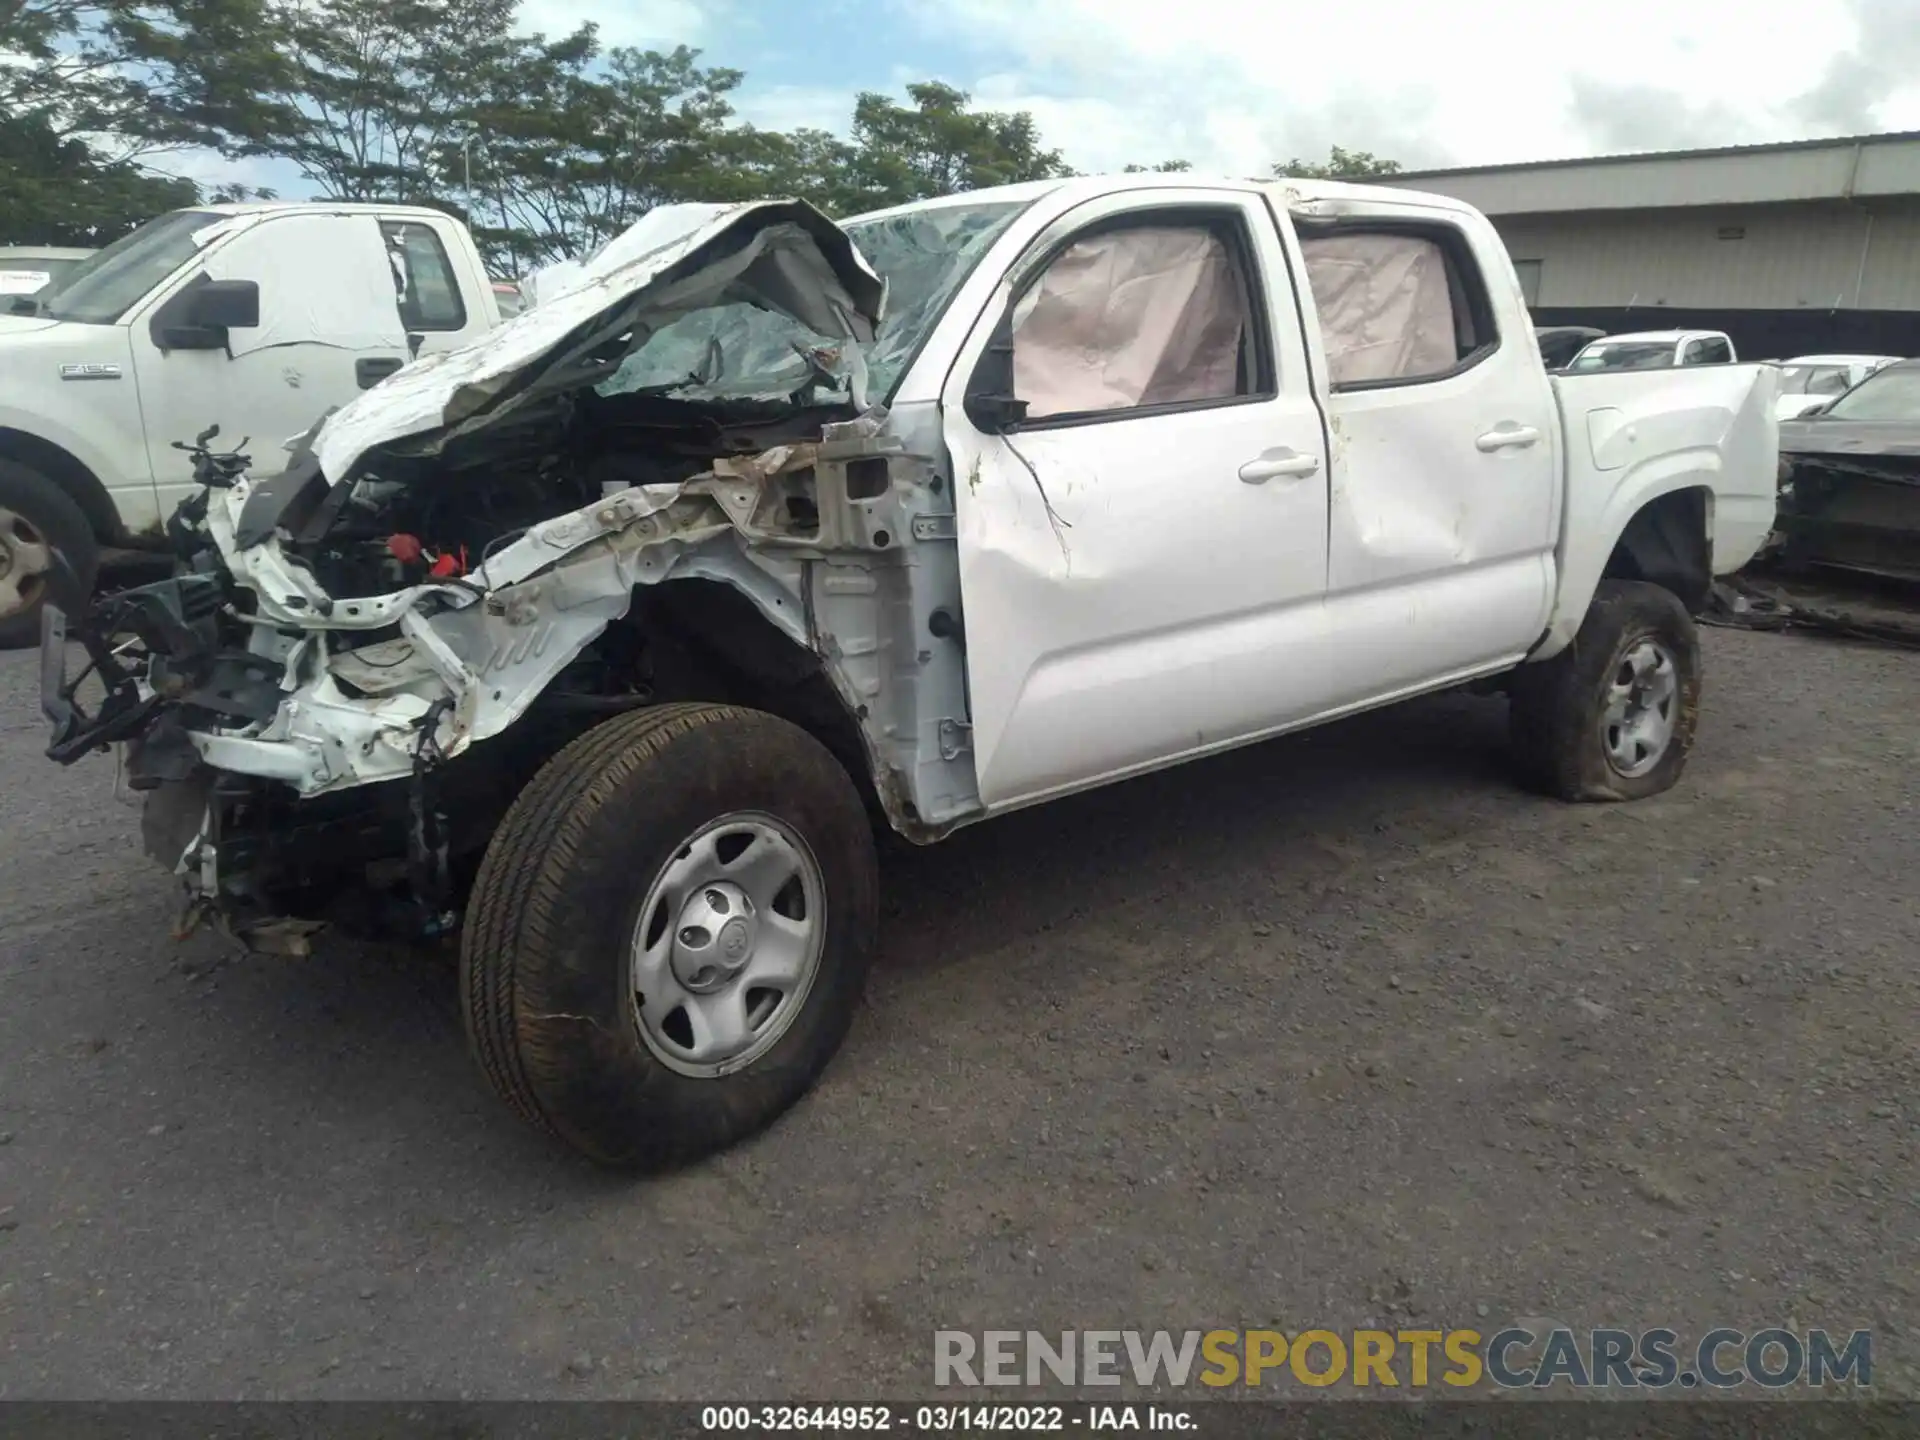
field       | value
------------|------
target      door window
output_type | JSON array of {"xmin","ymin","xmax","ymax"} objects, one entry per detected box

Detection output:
[
  {"xmin": 1299, "ymin": 225, "xmax": 1498, "ymax": 388},
  {"xmin": 1511, "ymin": 258, "xmax": 1542, "ymax": 307},
  {"xmin": 381, "ymin": 221, "xmax": 466, "ymax": 331},
  {"xmin": 1009, "ymin": 219, "xmax": 1267, "ymax": 422}
]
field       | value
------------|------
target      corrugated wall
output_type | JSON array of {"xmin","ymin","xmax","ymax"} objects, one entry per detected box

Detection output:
[{"xmin": 1494, "ymin": 200, "xmax": 1920, "ymax": 312}]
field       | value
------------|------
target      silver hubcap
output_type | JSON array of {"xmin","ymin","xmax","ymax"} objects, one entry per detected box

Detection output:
[
  {"xmin": 0, "ymin": 506, "xmax": 52, "ymax": 620},
  {"xmin": 630, "ymin": 811, "xmax": 826, "ymax": 1078},
  {"xmin": 1602, "ymin": 638, "xmax": 1679, "ymax": 778}
]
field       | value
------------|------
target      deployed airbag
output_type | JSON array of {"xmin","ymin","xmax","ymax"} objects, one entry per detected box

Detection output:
[
  {"xmin": 1011, "ymin": 226, "xmax": 1244, "ymax": 418},
  {"xmin": 205, "ymin": 213, "xmax": 408, "ymax": 360},
  {"xmin": 1301, "ymin": 232, "xmax": 1456, "ymax": 386}
]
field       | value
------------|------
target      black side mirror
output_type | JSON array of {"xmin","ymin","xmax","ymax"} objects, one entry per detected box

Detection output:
[
  {"xmin": 150, "ymin": 277, "xmax": 260, "ymax": 353},
  {"xmin": 963, "ymin": 308, "xmax": 1028, "ymax": 434}
]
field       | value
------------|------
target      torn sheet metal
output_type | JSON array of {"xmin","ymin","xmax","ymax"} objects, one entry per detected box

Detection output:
[
  {"xmin": 204, "ymin": 213, "xmax": 408, "ymax": 360},
  {"xmin": 1009, "ymin": 225, "xmax": 1243, "ymax": 417},
  {"xmin": 312, "ymin": 201, "xmax": 886, "ymax": 484},
  {"xmin": 1299, "ymin": 232, "xmax": 1456, "ymax": 386},
  {"xmin": 183, "ymin": 453, "xmax": 832, "ymax": 797}
]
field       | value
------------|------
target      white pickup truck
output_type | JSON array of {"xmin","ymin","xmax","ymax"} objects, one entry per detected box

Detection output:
[
  {"xmin": 0, "ymin": 202, "xmax": 500, "ymax": 645},
  {"xmin": 36, "ymin": 176, "xmax": 1779, "ymax": 1171},
  {"xmin": 1564, "ymin": 328, "xmax": 1738, "ymax": 373}
]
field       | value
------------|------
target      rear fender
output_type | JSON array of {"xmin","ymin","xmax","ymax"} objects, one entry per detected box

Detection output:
[{"xmin": 1536, "ymin": 364, "xmax": 1779, "ymax": 660}]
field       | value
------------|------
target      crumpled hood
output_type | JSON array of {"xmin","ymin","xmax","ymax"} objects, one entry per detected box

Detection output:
[{"xmin": 313, "ymin": 199, "xmax": 887, "ymax": 483}]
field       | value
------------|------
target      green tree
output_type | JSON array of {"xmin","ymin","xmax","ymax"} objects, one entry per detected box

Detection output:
[
  {"xmin": 471, "ymin": 44, "xmax": 774, "ymax": 269},
  {"xmin": 0, "ymin": 0, "xmax": 294, "ymax": 242},
  {"xmin": 830, "ymin": 82, "xmax": 1073, "ymax": 213},
  {"xmin": 0, "ymin": 112, "xmax": 199, "ymax": 244},
  {"xmin": 736, "ymin": 125, "xmax": 862, "ymax": 215},
  {"xmin": 1123, "ymin": 159, "xmax": 1192, "ymax": 173},
  {"xmin": 0, "ymin": 0, "xmax": 296, "ymax": 162},
  {"xmin": 1273, "ymin": 145, "xmax": 1403, "ymax": 179},
  {"xmin": 258, "ymin": 0, "xmax": 594, "ymax": 204}
]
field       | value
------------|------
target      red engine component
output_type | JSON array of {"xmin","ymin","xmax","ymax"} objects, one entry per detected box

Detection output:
[
  {"xmin": 428, "ymin": 546, "xmax": 468, "ymax": 579},
  {"xmin": 386, "ymin": 534, "xmax": 467, "ymax": 578}
]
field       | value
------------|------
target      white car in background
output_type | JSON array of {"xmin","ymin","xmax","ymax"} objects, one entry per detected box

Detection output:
[
  {"xmin": 1772, "ymin": 353, "xmax": 1901, "ymax": 419},
  {"xmin": 0, "ymin": 246, "xmax": 96, "ymax": 297},
  {"xmin": 1565, "ymin": 329, "xmax": 1737, "ymax": 372}
]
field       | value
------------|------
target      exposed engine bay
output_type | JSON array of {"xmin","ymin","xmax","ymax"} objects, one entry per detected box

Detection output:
[
  {"xmin": 251, "ymin": 388, "xmax": 851, "ymax": 599},
  {"xmin": 40, "ymin": 200, "xmax": 982, "ymax": 950}
]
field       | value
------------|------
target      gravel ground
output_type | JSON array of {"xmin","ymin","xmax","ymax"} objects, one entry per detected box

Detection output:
[{"xmin": 0, "ymin": 627, "xmax": 1915, "ymax": 1401}]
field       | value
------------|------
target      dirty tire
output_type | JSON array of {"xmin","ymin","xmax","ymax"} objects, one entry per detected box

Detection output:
[
  {"xmin": 0, "ymin": 459, "xmax": 98, "ymax": 651},
  {"xmin": 1508, "ymin": 579, "xmax": 1702, "ymax": 802},
  {"xmin": 460, "ymin": 703, "xmax": 878, "ymax": 1171}
]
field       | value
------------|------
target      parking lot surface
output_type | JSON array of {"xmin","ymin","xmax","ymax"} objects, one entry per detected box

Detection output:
[{"xmin": 0, "ymin": 628, "xmax": 1915, "ymax": 1398}]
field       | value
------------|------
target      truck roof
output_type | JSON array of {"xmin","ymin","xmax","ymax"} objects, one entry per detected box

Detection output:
[
  {"xmin": 192, "ymin": 200, "xmax": 456, "ymax": 223},
  {"xmin": 1586, "ymin": 329, "xmax": 1729, "ymax": 345},
  {"xmin": 843, "ymin": 172, "xmax": 1480, "ymax": 227}
]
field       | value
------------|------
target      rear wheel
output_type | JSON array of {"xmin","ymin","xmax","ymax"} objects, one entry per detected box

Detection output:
[
  {"xmin": 1508, "ymin": 579, "xmax": 1702, "ymax": 802},
  {"xmin": 0, "ymin": 460, "xmax": 99, "ymax": 650},
  {"xmin": 460, "ymin": 703, "xmax": 878, "ymax": 1170}
]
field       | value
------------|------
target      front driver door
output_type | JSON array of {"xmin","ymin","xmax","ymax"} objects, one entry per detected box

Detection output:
[
  {"xmin": 133, "ymin": 212, "xmax": 410, "ymax": 517},
  {"xmin": 943, "ymin": 190, "xmax": 1333, "ymax": 812}
]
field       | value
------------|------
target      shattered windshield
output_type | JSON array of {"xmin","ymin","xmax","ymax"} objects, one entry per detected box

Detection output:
[
  {"xmin": 1820, "ymin": 365, "xmax": 1920, "ymax": 421},
  {"xmin": 1566, "ymin": 341, "xmax": 1679, "ymax": 373},
  {"xmin": 598, "ymin": 199, "xmax": 1031, "ymax": 406}
]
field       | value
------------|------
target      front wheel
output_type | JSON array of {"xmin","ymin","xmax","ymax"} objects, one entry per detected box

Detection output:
[
  {"xmin": 1508, "ymin": 579, "xmax": 1702, "ymax": 802},
  {"xmin": 0, "ymin": 459, "xmax": 99, "ymax": 651},
  {"xmin": 461, "ymin": 703, "xmax": 879, "ymax": 1170}
]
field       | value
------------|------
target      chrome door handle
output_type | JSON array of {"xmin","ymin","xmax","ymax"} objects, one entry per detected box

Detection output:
[
  {"xmin": 1476, "ymin": 424, "xmax": 1542, "ymax": 452},
  {"xmin": 1239, "ymin": 449, "xmax": 1321, "ymax": 484}
]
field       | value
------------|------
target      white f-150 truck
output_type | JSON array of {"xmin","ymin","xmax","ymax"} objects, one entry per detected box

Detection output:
[
  {"xmin": 35, "ymin": 176, "xmax": 1779, "ymax": 1171},
  {"xmin": 0, "ymin": 202, "xmax": 501, "ymax": 646}
]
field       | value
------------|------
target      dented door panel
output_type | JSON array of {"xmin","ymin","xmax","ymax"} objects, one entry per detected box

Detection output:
[
  {"xmin": 942, "ymin": 189, "xmax": 1333, "ymax": 812},
  {"xmin": 1293, "ymin": 200, "xmax": 1560, "ymax": 692}
]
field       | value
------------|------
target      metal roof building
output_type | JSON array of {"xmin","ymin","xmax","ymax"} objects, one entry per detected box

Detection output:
[{"xmin": 1374, "ymin": 131, "xmax": 1920, "ymax": 358}]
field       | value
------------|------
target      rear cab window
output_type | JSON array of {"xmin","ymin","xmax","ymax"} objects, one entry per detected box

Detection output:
[
  {"xmin": 381, "ymin": 220, "xmax": 466, "ymax": 331},
  {"xmin": 1296, "ymin": 221, "xmax": 1498, "ymax": 389}
]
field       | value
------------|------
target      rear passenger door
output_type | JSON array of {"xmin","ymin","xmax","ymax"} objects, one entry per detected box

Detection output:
[{"xmin": 1291, "ymin": 202, "xmax": 1559, "ymax": 705}]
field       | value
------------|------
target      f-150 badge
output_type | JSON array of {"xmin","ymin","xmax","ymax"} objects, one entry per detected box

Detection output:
[{"xmin": 59, "ymin": 363, "xmax": 122, "ymax": 380}]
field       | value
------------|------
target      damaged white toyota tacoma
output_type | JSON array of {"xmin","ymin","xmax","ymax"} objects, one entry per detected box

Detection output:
[{"xmin": 33, "ymin": 177, "xmax": 1780, "ymax": 1170}]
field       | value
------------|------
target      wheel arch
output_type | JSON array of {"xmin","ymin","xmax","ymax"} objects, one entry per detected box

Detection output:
[
  {"xmin": 0, "ymin": 428, "xmax": 120, "ymax": 543},
  {"xmin": 626, "ymin": 578, "xmax": 889, "ymax": 826},
  {"xmin": 1534, "ymin": 475, "xmax": 1716, "ymax": 662},
  {"xmin": 1599, "ymin": 485, "xmax": 1713, "ymax": 615}
]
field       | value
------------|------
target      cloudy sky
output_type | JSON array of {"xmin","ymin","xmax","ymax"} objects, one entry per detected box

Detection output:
[{"xmin": 194, "ymin": 0, "xmax": 1920, "ymax": 192}]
